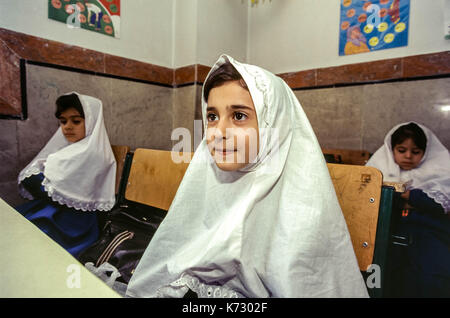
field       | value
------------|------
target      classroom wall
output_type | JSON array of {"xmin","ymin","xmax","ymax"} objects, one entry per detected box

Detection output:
[
  {"xmin": 247, "ymin": 0, "xmax": 450, "ymax": 73},
  {"xmin": 245, "ymin": 0, "xmax": 450, "ymax": 157},
  {"xmin": 296, "ymin": 77, "xmax": 450, "ymax": 153},
  {"xmin": 0, "ymin": 0, "xmax": 248, "ymax": 69},
  {"xmin": 172, "ymin": 0, "xmax": 248, "ymax": 68},
  {"xmin": 195, "ymin": 0, "xmax": 248, "ymax": 67},
  {"xmin": 0, "ymin": 0, "xmax": 175, "ymax": 67},
  {"xmin": 1, "ymin": 0, "xmax": 447, "ymax": 70}
]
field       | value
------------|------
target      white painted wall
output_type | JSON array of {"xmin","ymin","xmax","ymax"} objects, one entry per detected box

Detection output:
[
  {"xmin": 0, "ymin": 0, "xmax": 448, "ymax": 72},
  {"xmin": 0, "ymin": 0, "xmax": 175, "ymax": 67},
  {"xmin": 196, "ymin": 0, "xmax": 248, "ymax": 67},
  {"xmin": 172, "ymin": 0, "xmax": 248, "ymax": 68},
  {"xmin": 247, "ymin": 0, "xmax": 450, "ymax": 74},
  {"xmin": 172, "ymin": 0, "xmax": 198, "ymax": 68}
]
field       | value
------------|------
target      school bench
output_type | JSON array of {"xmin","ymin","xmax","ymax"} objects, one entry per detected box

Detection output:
[{"xmin": 115, "ymin": 148, "xmax": 398, "ymax": 297}]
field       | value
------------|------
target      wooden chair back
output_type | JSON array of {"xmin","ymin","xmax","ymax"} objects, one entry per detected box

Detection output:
[
  {"xmin": 124, "ymin": 148, "xmax": 193, "ymax": 210},
  {"xmin": 327, "ymin": 163, "xmax": 382, "ymax": 270}
]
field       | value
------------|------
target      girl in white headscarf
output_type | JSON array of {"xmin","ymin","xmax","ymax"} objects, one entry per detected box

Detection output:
[
  {"xmin": 125, "ymin": 55, "xmax": 368, "ymax": 298},
  {"xmin": 16, "ymin": 92, "xmax": 116, "ymax": 258},
  {"xmin": 366, "ymin": 122, "xmax": 450, "ymax": 297}
]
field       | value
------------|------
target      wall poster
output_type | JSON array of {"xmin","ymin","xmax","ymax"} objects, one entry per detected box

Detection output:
[
  {"xmin": 49, "ymin": 0, "xmax": 121, "ymax": 38},
  {"xmin": 339, "ymin": 0, "xmax": 410, "ymax": 56}
]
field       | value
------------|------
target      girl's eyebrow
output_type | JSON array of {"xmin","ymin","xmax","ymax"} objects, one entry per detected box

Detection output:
[
  {"xmin": 206, "ymin": 105, "xmax": 255, "ymax": 112},
  {"xmin": 229, "ymin": 105, "xmax": 255, "ymax": 112},
  {"xmin": 58, "ymin": 115, "xmax": 83, "ymax": 120}
]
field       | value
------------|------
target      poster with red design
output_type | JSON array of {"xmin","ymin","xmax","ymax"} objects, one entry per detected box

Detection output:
[{"xmin": 49, "ymin": 0, "xmax": 121, "ymax": 38}]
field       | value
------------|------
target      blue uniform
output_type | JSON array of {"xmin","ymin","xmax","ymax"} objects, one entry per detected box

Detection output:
[
  {"xmin": 389, "ymin": 189, "xmax": 450, "ymax": 297},
  {"xmin": 16, "ymin": 173, "xmax": 99, "ymax": 258}
]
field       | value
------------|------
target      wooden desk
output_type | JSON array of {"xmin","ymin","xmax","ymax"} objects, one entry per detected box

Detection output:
[
  {"xmin": 322, "ymin": 148, "xmax": 370, "ymax": 165},
  {"xmin": 0, "ymin": 198, "xmax": 121, "ymax": 298}
]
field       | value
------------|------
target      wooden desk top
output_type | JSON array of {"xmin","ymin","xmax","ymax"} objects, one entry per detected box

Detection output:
[{"xmin": 0, "ymin": 198, "xmax": 121, "ymax": 298}]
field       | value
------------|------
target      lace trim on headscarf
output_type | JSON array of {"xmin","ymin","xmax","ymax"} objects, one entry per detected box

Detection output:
[
  {"xmin": 18, "ymin": 166, "xmax": 115, "ymax": 212},
  {"xmin": 155, "ymin": 273, "xmax": 242, "ymax": 298},
  {"xmin": 42, "ymin": 178, "xmax": 114, "ymax": 212},
  {"xmin": 242, "ymin": 65, "xmax": 271, "ymax": 127},
  {"xmin": 18, "ymin": 165, "xmax": 43, "ymax": 200},
  {"xmin": 422, "ymin": 189, "xmax": 450, "ymax": 214}
]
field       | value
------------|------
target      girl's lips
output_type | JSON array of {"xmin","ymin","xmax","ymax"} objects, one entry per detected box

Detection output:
[{"xmin": 215, "ymin": 149, "xmax": 236, "ymax": 154}]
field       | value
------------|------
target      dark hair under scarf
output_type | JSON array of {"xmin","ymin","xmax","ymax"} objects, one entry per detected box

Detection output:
[
  {"xmin": 203, "ymin": 61, "xmax": 248, "ymax": 101},
  {"xmin": 391, "ymin": 122, "xmax": 427, "ymax": 151},
  {"xmin": 55, "ymin": 93, "xmax": 85, "ymax": 119}
]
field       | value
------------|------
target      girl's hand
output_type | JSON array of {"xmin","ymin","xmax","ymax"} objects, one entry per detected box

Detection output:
[
  {"xmin": 400, "ymin": 190, "xmax": 410, "ymax": 201},
  {"xmin": 400, "ymin": 190, "xmax": 413, "ymax": 209}
]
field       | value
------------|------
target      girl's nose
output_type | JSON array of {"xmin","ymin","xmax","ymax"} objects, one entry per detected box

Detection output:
[
  {"xmin": 216, "ymin": 119, "xmax": 231, "ymax": 140},
  {"xmin": 404, "ymin": 151, "xmax": 412, "ymax": 158}
]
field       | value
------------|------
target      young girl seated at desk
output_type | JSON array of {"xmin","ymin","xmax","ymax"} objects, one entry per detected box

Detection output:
[
  {"xmin": 366, "ymin": 122, "xmax": 449, "ymax": 297},
  {"xmin": 126, "ymin": 55, "xmax": 368, "ymax": 298},
  {"xmin": 16, "ymin": 92, "xmax": 116, "ymax": 258}
]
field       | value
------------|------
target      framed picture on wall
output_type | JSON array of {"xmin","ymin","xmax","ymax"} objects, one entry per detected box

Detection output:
[
  {"xmin": 48, "ymin": 0, "xmax": 121, "ymax": 38},
  {"xmin": 339, "ymin": 0, "xmax": 410, "ymax": 56}
]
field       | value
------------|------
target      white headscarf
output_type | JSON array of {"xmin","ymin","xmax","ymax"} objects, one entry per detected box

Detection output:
[
  {"xmin": 18, "ymin": 92, "xmax": 116, "ymax": 212},
  {"xmin": 126, "ymin": 55, "xmax": 368, "ymax": 298},
  {"xmin": 366, "ymin": 122, "xmax": 450, "ymax": 213}
]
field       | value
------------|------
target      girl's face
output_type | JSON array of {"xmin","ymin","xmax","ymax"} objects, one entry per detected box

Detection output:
[
  {"xmin": 393, "ymin": 138, "xmax": 424, "ymax": 170},
  {"xmin": 58, "ymin": 107, "xmax": 86, "ymax": 143},
  {"xmin": 206, "ymin": 80, "xmax": 259, "ymax": 171}
]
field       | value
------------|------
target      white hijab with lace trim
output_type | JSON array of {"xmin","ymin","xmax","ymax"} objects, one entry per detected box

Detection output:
[
  {"xmin": 126, "ymin": 55, "xmax": 368, "ymax": 298},
  {"xmin": 366, "ymin": 122, "xmax": 450, "ymax": 213},
  {"xmin": 18, "ymin": 92, "xmax": 116, "ymax": 212}
]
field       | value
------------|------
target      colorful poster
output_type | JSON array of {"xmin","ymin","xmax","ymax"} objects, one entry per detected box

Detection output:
[
  {"xmin": 48, "ymin": 0, "xmax": 121, "ymax": 38},
  {"xmin": 339, "ymin": 0, "xmax": 410, "ymax": 56}
]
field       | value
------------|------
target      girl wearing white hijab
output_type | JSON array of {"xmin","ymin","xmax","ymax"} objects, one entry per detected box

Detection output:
[
  {"xmin": 16, "ymin": 92, "xmax": 116, "ymax": 258},
  {"xmin": 366, "ymin": 122, "xmax": 449, "ymax": 297},
  {"xmin": 125, "ymin": 55, "xmax": 368, "ymax": 298}
]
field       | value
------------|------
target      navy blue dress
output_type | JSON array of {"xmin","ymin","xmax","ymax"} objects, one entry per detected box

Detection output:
[
  {"xmin": 389, "ymin": 189, "xmax": 450, "ymax": 297},
  {"xmin": 16, "ymin": 173, "xmax": 99, "ymax": 258}
]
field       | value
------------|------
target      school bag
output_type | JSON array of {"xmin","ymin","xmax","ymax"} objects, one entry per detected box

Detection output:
[{"xmin": 77, "ymin": 149, "xmax": 191, "ymax": 284}]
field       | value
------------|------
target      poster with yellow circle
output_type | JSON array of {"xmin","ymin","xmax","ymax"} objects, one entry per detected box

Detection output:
[{"xmin": 339, "ymin": 0, "xmax": 409, "ymax": 56}]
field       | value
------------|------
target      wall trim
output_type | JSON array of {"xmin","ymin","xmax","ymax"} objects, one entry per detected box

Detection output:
[{"xmin": 1, "ymin": 27, "xmax": 449, "ymax": 118}]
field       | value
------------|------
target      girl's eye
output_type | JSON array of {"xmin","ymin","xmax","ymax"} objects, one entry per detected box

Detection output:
[
  {"xmin": 207, "ymin": 113, "xmax": 218, "ymax": 122},
  {"xmin": 73, "ymin": 120, "xmax": 81, "ymax": 125},
  {"xmin": 59, "ymin": 120, "xmax": 67, "ymax": 125},
  {"xmin": 234, "ymin": 112, "xmax": 248, "ymax": 121}
]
